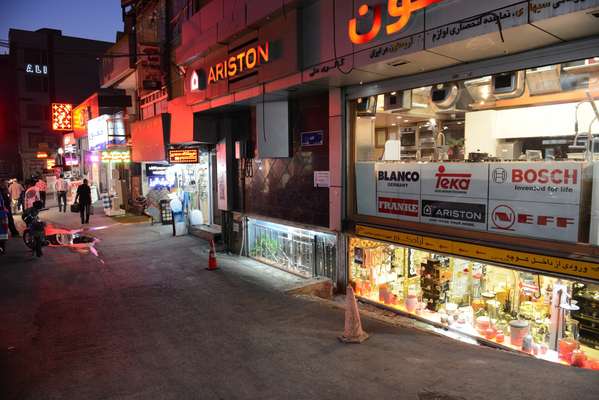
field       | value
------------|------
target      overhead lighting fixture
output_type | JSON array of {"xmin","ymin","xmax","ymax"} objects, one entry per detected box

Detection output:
[
  {"xmin": 390, "ymin": 91, "xmax": 397, "ymax": 95},
  {"xmin": 392, "ymin": 123, "xmax": 397, "ymax": 126}
]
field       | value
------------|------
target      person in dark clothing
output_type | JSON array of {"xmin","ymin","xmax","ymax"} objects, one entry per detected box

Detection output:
[
  {"xmin": 0, "ymin": 180, "xmax": 19, "ymax": 237},
  {"xmin": 74, "ymin": 179, "xmax": 92, "ymax": 224}
]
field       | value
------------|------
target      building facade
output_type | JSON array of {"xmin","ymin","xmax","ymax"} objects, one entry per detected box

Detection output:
[
  {"xmin": 167, "ymin": 0, "xmax": 599, "ymax": 369},
  {"xmin": 110, "ymin": 0, "xmax": 599, "ymax": 370},
  {"xmin": 7, "ymin": 28, "xmax": 113, "ymax": 180}
]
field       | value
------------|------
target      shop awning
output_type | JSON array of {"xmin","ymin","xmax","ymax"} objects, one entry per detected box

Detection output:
[
  {"xmin": 167, "ymin": 96, "xmax": 194, "ymax": 144},
  {"xmin": 131, "ymin": 114, "xmax": 169, "ymax": 162}
]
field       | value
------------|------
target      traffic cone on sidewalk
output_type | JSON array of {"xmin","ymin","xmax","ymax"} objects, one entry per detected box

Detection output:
[
  {"xmin": 339, "ymin": 285, "xmax": 369, "ymax": 343},
  {"xmin": 206, "ymin": 239, "xmax": 218, "ymax": 271}
]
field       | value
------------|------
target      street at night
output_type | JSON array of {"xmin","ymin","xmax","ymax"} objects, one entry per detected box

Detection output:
[
  {"xmin": 2, "ymin": 0, "xmax": 599, "ymax": 398},
  {"xmin": 1, "ymin": 208, "xmax": 598, "ymax": 400}
]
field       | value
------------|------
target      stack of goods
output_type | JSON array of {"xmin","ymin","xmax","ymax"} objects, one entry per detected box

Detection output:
[
  {"xmin": 572, "ymin": 283, "xmax": 599, "ymax": 349},
  {"xmin": 420, "ymin": 259, "xmax": 451, "ymax": 311}
]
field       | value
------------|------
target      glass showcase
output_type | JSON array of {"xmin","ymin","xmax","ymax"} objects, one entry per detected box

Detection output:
[
  {"xmin": 248, "ymin": 218, "xmax": 337, "ymax": 279},
  {"xmin": 349, "ymin": 236, "xmax": 599, "ymax": 370},
  {"xmin": 352, "ymin": 57, "xmax": 599, "ymax": 246}
]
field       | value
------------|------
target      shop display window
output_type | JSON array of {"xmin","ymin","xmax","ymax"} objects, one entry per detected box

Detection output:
[
  {"xmin": 349, "ymin": 237, "xmax": 599, "ymax": 371},
  {"xmin": 350, "ymin": 57, "xmax": 599, "ymax": 247},
  {"xmin": 247, "ymin": 218, "xmax": 337, "ymax": 280}
]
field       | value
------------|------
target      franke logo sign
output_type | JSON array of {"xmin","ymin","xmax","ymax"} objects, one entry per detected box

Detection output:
[
  {"xmin": 349, "ymin": 0, "xmax": 445, "ymax": 45},
  {"xmin": 190, "ymin": 42, "xmax": 269, "ymax": 91},
  {"xmin": 378, "ymin": 197, "xmax": 419, "ymax": 217},
  {"xmin": 434, "ymin": 165, "xmax": 471, "ymax": 193}
]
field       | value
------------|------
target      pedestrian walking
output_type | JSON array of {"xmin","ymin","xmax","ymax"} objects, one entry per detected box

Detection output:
[
  {"xmin": 0, "ymin": 194, "xmax": 8, "ymax": 255},
  {"xmin": 0, "ymin": 180, "xmax": 19, "ymax": 237},
  {"xmin": 55, "ymin": 174, "xmax": 68, "ymax": 213},
  {"xmin": 24, "ymin": 181, "xmax": 40, "ymax": 210},
  {"xmin": 74, "ymin": 179, "xmax": 92, "ymax": 225},
  {"xmin": 8, "ymin": 179, "xmax": 24, "ymax": 214},
  {"xmin": 35, "ymin": 177, "xmax": 47, "ymax": 208}
]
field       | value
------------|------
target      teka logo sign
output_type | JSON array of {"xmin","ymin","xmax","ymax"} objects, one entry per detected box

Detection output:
[
  {"xmin": 491, "ymin": 205, "xmax": 575, "ymax": 230},
  {"xmin": 435, "ymin": 165, "xmax": 472, "ymax": 193},
  {"xmin": 349, "ymin": 0, "xmax": 445, "ymax": 45},
  {"xmin": 511, "ymin": 168, "xmax": 578, "ymax": 185},
  {"xmin": 378, "ymin": 197, "xmax": 418, "ymax": 217}
]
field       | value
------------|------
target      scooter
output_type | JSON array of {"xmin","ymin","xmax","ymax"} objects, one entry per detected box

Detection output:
[{"xmin": 22, "ymin": 207, "xmax": 46, "ymax": 257}]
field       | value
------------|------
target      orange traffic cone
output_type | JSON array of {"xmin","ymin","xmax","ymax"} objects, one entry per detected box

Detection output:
[
  {"xmin": 339, "ymin": 285, "xmax": 369, "ymax": 343},
  {"xmin": 207, "ymin": 239, "xmax": 218, "ymax": 271}
]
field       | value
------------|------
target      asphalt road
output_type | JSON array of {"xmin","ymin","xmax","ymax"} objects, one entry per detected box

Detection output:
[{"xmin": 1, "ymin": 206, "xmax": 598, "ymax": 400}]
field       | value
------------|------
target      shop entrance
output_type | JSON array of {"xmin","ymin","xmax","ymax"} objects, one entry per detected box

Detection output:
[{"xmin": 143, "ymin": 150, "xmax": 212, "ymax": 229}]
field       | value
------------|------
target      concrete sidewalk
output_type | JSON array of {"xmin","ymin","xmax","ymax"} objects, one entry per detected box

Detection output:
[{"xmin": 2, "ymin": 205, "xmax": 598, "ymax": 400}]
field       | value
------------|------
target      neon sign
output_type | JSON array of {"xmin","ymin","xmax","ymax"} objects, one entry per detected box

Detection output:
[
  {"xmin": 51, "ymin": 103, "xmax": 73, "ymax": 131},
  {"xmin": 36, "ymin": 152, "xmax": 48, "ymax": 159},
  {"xmin": 26, "ymin": 64, "xmax": 48, "ymax": 74},
  {"xmin": 207, "ymin": 42, "xmax": 269, "ymax": 85},
  {"xmin": 101, "ymin": 150, "xmax": 131, "ymax": 163},
  {"xmin": 349, "ymin": 0, "xmax": 444, "ymax": 45},
  {"xmin": 168, "ymin": 148, "xmax": 199, "ymax": 164}
]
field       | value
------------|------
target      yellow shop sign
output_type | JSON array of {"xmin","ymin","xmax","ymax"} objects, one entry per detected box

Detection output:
[{"xmin": 355, "ymin": 225, "xmax": 599, "ymax": 281}]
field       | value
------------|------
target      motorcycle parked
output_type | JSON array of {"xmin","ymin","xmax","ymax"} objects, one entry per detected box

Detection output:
[{"xmin": 22, "ymin": 202, "xmax": 46, "ymax": 257}]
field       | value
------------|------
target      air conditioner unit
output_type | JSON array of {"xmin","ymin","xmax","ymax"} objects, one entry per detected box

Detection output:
[
  {"xmin": 492, "ymin": 70, "xmax": 525, "ymax": 99},
  {"xmin": 527, "ymin": 65, "xmax": 561, "ymax": 96},
  {"xmin": 384, "ymin": 91, "xmax": 412, "ymax": 112},
  {"xmin": 430, "ymin": 82, "xmax": 473, "ymax": 112}
]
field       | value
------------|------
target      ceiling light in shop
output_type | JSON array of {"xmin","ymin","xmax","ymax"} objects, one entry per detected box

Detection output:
[
  {"xmin": 390, "ymin": 91, "xmax": 397, "ymax": 95},
  {"xmin": 404, "ymin": 119, "xmax": 409, "ymax": 123},
  {"xmin": 392, "ymin": 123, "xmax": 397, "ymax": 126}
]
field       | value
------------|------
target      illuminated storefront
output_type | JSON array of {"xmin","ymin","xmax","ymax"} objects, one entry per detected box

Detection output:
[{"xmin": 331, "ymin": 0, "xmax": 599, "ymax": 370}]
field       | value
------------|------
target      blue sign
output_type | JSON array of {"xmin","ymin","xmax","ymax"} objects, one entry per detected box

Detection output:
[{"xmin": 301, "ymin": 130, "xmax": 324, "ymax": 147}]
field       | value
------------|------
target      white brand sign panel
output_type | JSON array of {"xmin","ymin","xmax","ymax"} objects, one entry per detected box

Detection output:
[
  {"xmin": 489, "ymin": 162, "xmax": 582, "ymax": 205},
  {"xmin": 376, "ymin": 163, "xmax": 421, "ymax": 222},
  {"xmin": 421, "ymin": 163, "xmax": 488, "ymax": 199},
  {"xmin": 488, "ymin": 200, "xmax": 579, "ymax": 242}
]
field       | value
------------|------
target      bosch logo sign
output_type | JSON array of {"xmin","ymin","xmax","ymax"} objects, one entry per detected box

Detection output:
[
  {"xmin": 435, "ymin": 165, "xmax": 472, "ymax": 193},
  {"xmin": 491, "ymin": 205, "xmax": 516, "ymax": 230},
  {"xmin": 512, "ymin": 168, "xmax": 578, "ymax": 185},
  {"xmin": 492, "ymin": 168, "xmax": 508, "ymax": 184}
]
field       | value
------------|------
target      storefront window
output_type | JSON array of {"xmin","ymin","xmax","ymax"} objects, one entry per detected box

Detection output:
[
  {"xmin": 143, "ymin": 152, "xmax": 211, "ymax": 227},
  {"xmin": 352, "ymin": 57, "xmax": 599, "ymax": 246},
  {"xmin": 247, "ymin": 218, "xmax": 337, "ymax": 279},
  {"xmin": 349, "ymin": 237, "xmax": 599, "ymax": 370}
]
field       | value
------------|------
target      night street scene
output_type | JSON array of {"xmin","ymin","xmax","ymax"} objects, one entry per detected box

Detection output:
[{"xmin": 1, "ymin": 1, "xmax": 599, "ymax": 399}]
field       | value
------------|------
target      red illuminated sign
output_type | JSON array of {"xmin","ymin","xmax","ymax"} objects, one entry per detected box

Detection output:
[
  {"xmin": 36, "ymin": 152, "xmax": 48, "ymax": 159},
  {"xmin": 349, "ymin": 0, "xmax": 445, "ymax": 45},
  {"xmin": 51, "ymin": 103, "xmax": 73, "ymax": 131}
]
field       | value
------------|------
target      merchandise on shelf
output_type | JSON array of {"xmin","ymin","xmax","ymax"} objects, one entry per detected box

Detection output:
[{"xmin": 349, "ymin": 236, "xmax": 599, "ymax": 371}]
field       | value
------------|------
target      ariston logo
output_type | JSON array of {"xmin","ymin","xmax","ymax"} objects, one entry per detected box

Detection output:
[
  {"xmin": 434, "ymin": 165, "xmax": 472, "ymax": 192},
  {"xmin": 349, "ymin": 0, "xmax": 445, "ymax": 45}
]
